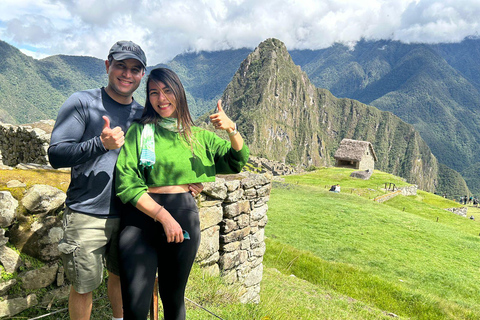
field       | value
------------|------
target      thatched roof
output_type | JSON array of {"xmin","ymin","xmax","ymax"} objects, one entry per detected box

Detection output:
[{"xmin": 334, "ymin": 139, "xmax": 377, "ymax": 162}]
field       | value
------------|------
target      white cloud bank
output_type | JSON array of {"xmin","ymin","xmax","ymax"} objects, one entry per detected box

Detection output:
[{"xmin": 0, "ymin": 0, "xmax": 479, "ymax": 64}]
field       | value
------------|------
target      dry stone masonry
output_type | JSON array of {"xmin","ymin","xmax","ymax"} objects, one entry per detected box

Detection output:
[
  {"xmin": 196, "ymin": 172, "xmax": 270, "ymax": 303},
  {"xmin": 0, "ymin": 169, "xmax": 270, "ymax": 317},
  {"xmin": 373, "ymin": 185, "xmax": 418, "ymax": 203},
  {"xmin": 445, "ymin": 207, "xmax": 468, "ymax": 218},
  {"xmin": 0, "ymin": 121, "xmax": 53, "ymax": 167},
  {"xmin": 248, "ymin": 156, "xmax": 300, "ymax": 176},
  {"xmin": 0, "ymin": 119, "xmax": 470, "ymax": 316}
]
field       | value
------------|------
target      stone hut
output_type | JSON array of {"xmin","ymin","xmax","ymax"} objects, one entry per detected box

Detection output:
[{"xmin": 334, "ymin": 138, "xmax": 377, "ymax": 171}]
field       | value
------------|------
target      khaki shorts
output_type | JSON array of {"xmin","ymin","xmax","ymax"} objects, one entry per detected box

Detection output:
[{"xmin": 58, "ymin": 207, "xmax": 120, "ymax": 294}]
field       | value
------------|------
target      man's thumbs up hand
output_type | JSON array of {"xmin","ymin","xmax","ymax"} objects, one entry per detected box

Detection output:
[
  {"xmin": 100, "ymin": 116, "xmax": 125, "ymax": 150},
  {"xmin": 102, "ymin": 116, "xmax": 111, "ymax": 130}
]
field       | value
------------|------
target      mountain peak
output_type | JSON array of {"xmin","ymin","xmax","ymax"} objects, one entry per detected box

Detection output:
[
  {"xmin": 243, "ymin": 38, "xmax": 297, "ymax": 75},
  {"xmin": 256, "ymin": 38, "xmax": 289, "ymax": 55},
  {"xmin": 221, "ymin": 38, "xmax": 325, "ymax": 167},
  {"xmin": 220, "ymin": 38, "xmax": 442, "ymax": 192}
]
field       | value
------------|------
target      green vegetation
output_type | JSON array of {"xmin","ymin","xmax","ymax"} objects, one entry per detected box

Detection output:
[
  {"xmin": 291, "ymin": 39, "xmax": 480, "ymax": 194},
  {"xmin": 185, "ymin": 264, "xmax": 393, "ymax": 320},
  {"xmin": 218, "ymin": 38, "xmax": 455, "ymax": 194},
  {"xmin": 283, "ymin": 166, "xmax": 410, "ymax": 197},
  {"xmin": 8, "ymin": 166, "xmax": 480, "ymax": 319},
  {"xmin": 0, "ymin": 168, "xmax": 70, "ymax": 200},
  {"xmin": 2, "ymin": 33, "xmax": 480, "ymax": 316},
  {"xmin": 265, "ymin": 168, "xmax": 480, "ymax": 319},
  {"xmin": 0, "ymin": 38, "xmax": 475, "ymax": 195}
]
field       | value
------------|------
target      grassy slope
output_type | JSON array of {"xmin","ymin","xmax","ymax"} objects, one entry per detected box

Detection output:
[
  {"xmin": 264, "ymin": 168, "xmax": 480, "ymax": 319},
  {"xmin": 4, "ymin": 167, "xmax": 479, "ymax": 319}
]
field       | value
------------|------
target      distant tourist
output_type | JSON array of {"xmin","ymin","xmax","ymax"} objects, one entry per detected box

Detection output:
[{"xmin": 329, "ymin": 184, "xmax": 340, "ymax": 193}]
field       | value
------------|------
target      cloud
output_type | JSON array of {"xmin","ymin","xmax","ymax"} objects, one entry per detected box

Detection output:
[
  {"xmin": 6, "ymin": 15, "xmax": 55, "ymax": 44},
  {"xmin": 1, "ymin": 0, "xmax": 480, "ymax": 64},
  {"xmin": 57, "ymin": 0, "xmax": 140, "ymax": 27},
  {"xmin": 395, "ymin": 0, "xmax": 480, "ymax": 43}
]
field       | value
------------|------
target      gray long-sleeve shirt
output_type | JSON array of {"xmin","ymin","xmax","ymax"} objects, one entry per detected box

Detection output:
[{"xmin": 48, "ymin": 88, "xmax": 143, "ymax": 217}]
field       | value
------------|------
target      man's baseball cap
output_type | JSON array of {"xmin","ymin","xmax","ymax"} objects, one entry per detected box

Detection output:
[{"xmin": 108, "ymin": 40, "xmax": 147, "ymax": 68}]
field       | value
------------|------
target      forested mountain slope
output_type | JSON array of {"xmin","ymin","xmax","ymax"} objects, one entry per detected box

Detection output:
[
  {"xmin": 0, "ymin": 38, "xmax": 473, "ymax": 195},
  {"xmin": 210, "ymin": 38, "xmax": 467, "ymax": 194},
  {"xmin": 289, "ymin": 38, "xmax": 480, "ymax": 193}
]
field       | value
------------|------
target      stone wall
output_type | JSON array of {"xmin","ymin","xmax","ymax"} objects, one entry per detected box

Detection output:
[
  {"xmin": 0, "ymin": 121, "xmax": 53, "ymax": 167},
  {"xmin": 358, "ymin": 150, "xmax": 375, "ymax": 171},
  {"xmin": 248, "ymin": 156, "xmax": 302, "ymax": 176},
  {"xmin": 373, "ymin": 185, "xmax": 418, "ymax": 203},
  {"xmin": 0, "ymin": 170, "xmax": 270, "ymax": 317},
  {"xmin": 197, "ymin": 173, "xmax": 270, "ymax": 303},
  {"xmin": 0, "ymin": 122, "xmax": 299, "ymax": 178},
  {"xmin": 373, "ymin": 190, "xmax": 402, "ymax": 203},
  {"xmin": 399, "ymin": 185, "xmax": 418, "ymax": 196},
  {"xmin": 445, "ymin": 207, "xmax": 468, "ymax": 218}
]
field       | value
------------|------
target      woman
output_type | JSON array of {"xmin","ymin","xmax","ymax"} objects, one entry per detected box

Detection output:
[{"xmin": 115, "ymin": 67, "xmax": 249, "ymax": 320}]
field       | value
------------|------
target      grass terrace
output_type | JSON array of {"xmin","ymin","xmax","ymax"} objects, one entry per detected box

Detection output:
[{"xmin": 3, "ymin": 167, "xmax": 479, "ymax": 319}]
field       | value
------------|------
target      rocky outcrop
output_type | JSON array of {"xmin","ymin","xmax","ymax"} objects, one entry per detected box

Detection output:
[
  {"xmin": 21, "ymin": 184, "xmax": 66, "ymax": 214},
  {"xmin": 0, "ymin": 245, "xmax": 23, "ymax": 273},
  {"xmin": 350, "ymin": 169, "xmax": 373, "ymax": 180},
  {"xmin": 399, "ymin": 185, "xmax": 418, "ymax": 196},
  {"xmin": 0, "ymin": 294, "xmax": 38, "ymax": 318},
  {"xmin": 19, "ymin": 263, "xmax": 59, "ymax": 290},
  {"xmin": 0, "ymin": 191, "xmax": 18, "ymax": 227},
  {"xmin": 8, "ymin": 184, "xmax": 66, "ymax": 263}
]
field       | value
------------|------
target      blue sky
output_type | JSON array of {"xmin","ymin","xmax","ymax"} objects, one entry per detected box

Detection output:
[{"xmin": 1, "ymin": 0, "xmax": 479, "ymax": 65}]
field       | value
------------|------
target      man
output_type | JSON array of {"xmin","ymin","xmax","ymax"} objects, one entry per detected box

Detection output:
[
  {"xmin": 49, "ymin": 40, "xmax": 147, "ymax": 320},
  {"xmin": 49, "ymin": 41, "xmax": 201, "ymax": 320}
]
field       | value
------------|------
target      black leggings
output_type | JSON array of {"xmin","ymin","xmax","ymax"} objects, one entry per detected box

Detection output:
[{"xmin": 119, "ymin": 192, "xmax": 200, "ymax": 320}]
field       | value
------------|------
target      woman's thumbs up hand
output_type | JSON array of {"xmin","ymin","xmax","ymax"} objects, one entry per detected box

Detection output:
[{"xmin": 209, "ymin": 100, "xmax": 235, "ymax": 133}]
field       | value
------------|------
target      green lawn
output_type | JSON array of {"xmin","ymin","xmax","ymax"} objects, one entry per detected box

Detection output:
[
  {"xmin": 264, "ymin": 168, "xmax": 480, "ymax": 319},
  {"xmin": 10, "ymin": 167, "xmax": 480, "ymax": 319},
  {"xmin": 283, "ymin": 167, "xmax": 412, "ymax": 200}
]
